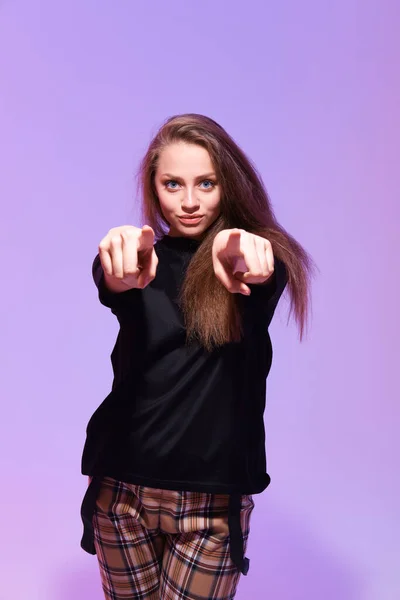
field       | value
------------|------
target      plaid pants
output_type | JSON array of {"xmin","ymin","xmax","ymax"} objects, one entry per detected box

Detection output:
[{"xmin": 92, "ymin": 477, "xmax": 254, "ymax": 600}]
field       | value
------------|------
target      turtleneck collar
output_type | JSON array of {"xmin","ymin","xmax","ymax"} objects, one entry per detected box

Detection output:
[{"xmin": 159, "ymin": 235, "xmax": 201, "ymax": 253}]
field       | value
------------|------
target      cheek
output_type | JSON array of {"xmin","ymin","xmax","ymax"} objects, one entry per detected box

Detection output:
[
  {"xmin": 209, "ymin": 191, "xmax": 222, "ymax": 214},
  {"xmin": 156, "ymin": 188, "xmax": 174, "ymax": 215}
]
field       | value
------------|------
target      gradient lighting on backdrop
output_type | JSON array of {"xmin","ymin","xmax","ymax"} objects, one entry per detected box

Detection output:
[{"xmin": 0, "ymin": 1, "xmax": 398, "ymax": 599}]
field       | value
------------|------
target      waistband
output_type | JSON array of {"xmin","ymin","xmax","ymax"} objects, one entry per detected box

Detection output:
[{"xmin": 80, "ymin": 477, "xmax": 250, "ymax": 576}]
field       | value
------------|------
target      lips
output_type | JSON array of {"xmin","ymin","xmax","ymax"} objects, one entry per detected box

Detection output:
[{"xmin": 178, "ymin": 215, "xmax": 203, "ymax": 225}]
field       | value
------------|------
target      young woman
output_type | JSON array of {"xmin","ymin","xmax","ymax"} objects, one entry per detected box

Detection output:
[{"xmin": 80, "ymin": 114, "xmax": 313, "ymax": 600}]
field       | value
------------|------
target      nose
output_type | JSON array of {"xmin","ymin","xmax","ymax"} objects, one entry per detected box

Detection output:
[{"xmin": 181, "ymin": 187, "xmax": 200, "ymax": 213}]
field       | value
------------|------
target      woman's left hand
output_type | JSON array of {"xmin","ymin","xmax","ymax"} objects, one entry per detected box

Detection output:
[{"xmin": 212, "ymin": 229, "xmax": 274, "ymax": 295}]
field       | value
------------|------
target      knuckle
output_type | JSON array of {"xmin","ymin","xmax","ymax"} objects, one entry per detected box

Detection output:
[
  {"xmin": 250, "ymin": 269, "xmax": 262, "ymax": 278},
  {"xmin": 121, "ymin": 227, "xmax": 137, "ymax": 240},
  {"xmin": 109, "ymin": 235, "xmax": 122, "ymax": 247}
]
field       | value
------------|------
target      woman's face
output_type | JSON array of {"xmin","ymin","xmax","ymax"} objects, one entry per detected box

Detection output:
[{"xmin": 154, "ymin": 142, "xmax": 221, "ymax": 239}]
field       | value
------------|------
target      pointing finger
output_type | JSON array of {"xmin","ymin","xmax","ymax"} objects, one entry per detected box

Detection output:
[
  {"xmin": 120, "ymin": 230, "xmax": 139, "ymax": 277},
  {"xmin": 137, "ymin": 225, "xmax": 155, "ymax": 251},
  {"xmin": 224, "ymin": 230, "xmax": 243, "ymax": 260}
]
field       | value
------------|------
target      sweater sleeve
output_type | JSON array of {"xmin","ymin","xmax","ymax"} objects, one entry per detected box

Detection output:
[{"xmin": 92, "ymin": 254, "xmax": 139, "ymax": 312}]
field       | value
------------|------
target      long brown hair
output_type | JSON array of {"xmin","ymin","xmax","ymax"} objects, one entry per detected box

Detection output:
[{"xmin": 139, "ymin": 113, "xmax": 315, "ymax": 351}]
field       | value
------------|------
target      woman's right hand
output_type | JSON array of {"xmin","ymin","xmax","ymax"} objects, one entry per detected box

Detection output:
[{"xmin": 98, "ymin": 224, "xmax": 158, "ymax": 292}]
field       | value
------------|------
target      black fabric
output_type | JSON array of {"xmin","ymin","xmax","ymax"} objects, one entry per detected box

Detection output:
[
  {"xmin": 80, "ymin": 234, "xmax": 288, "ymax": 573},
  {"xmin": 228, "ymin": 493, "xmax": 250, "ymax": 575},
  {"xmin": 80, "ymin": 476, "xmax": 102, "ymax": 555}
]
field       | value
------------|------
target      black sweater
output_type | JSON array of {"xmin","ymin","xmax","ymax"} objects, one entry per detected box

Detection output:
[{"xmin": 80, "ymin": 234, "xmax": 288, "ymax": 575}]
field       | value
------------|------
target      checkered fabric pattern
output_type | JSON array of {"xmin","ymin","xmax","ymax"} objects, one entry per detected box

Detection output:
[{"xmin": 92, "ymin": 476, "xmax": 254, "ymax": 599}]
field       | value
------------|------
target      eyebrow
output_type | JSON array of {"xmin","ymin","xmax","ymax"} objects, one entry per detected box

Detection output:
[{"xmin": 160, "ymin": 172, "xmax": 217, "ymax": 181}]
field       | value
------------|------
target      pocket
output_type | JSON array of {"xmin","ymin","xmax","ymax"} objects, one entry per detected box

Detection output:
[
  {"xmin": 95, "ymin": 478, "xmax": 117, "ymax": 515},
  {"xmin": 96, "ymin": 477, "xmax": 143, "ymax": 520}
]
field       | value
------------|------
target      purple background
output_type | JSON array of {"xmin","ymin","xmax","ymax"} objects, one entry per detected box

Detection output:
[{"xmin": 1, "ymin": 1, "xmax": 399, "ymax": 599}]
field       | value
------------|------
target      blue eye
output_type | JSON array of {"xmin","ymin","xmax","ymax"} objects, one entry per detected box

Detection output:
[
  {"xmin": 200, "ymin": 180, "xmax": 215, "ymax": 189},
  {"xmin": 165, "ymin": 180, "xmax": 180, "ymax": 190}
]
